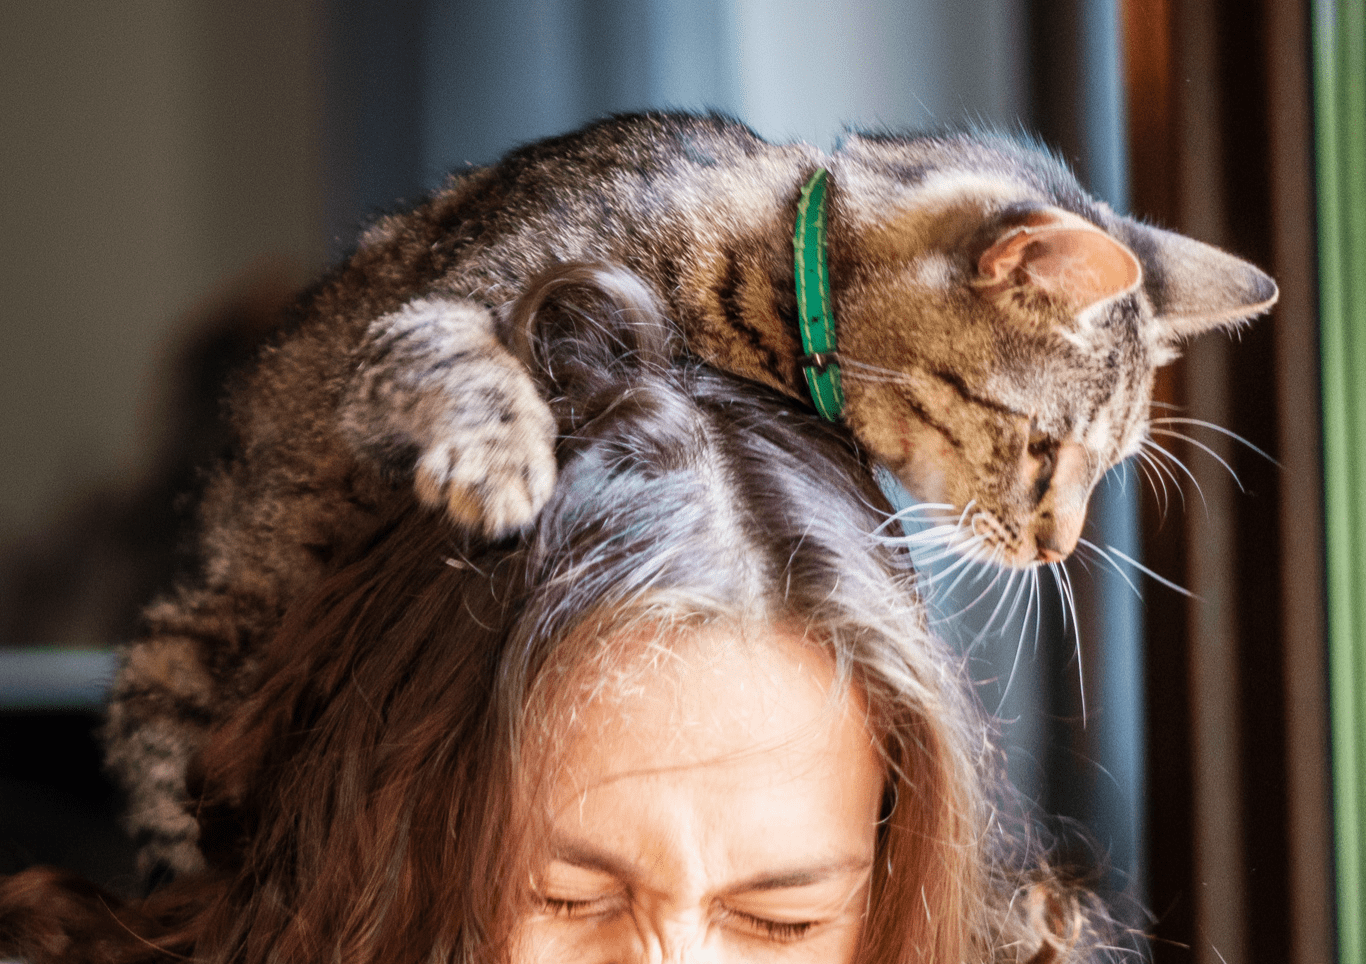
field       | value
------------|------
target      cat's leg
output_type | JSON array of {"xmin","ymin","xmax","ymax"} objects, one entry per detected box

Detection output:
[
  {"xmin": 104, "ymin": 446, "xmax": 391, "ymax": 880},
  {"xmin": 103, "ymin": 587, "xmax": 250, "ymax": 880},
  {"xmin": 339, "ymin": 295, "xmax": 557, "ymax": 539}
]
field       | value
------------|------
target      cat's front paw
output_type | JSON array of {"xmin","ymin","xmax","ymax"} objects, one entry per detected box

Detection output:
[
  {"xmin": 344, "ymin": 296, "xmax": 560, "ymax": 539},
  {"xmin": 413, "ymin": 409, "xmax": 557, "ymax": 539}
]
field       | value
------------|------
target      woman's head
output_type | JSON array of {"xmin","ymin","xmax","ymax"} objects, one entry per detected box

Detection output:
[
  {"xmin": 516, "ymin": 618, "xmax": 884, "ymax": 964},
  {"xmin": 189, "ymin": 346, "xmax": 984, "ymax": 963}
]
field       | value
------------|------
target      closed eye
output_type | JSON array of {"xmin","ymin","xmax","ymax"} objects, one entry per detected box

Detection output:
[
  {"xmin": 718, "ymin": 907, "xmax": 817, "ymax": 943},
  {"xmin": 540, "ymin": 895, "xmax": 624, "ymax": 921},
  {"xmin": 1027, "ymin": 432, "xmax": 1059, "ymax": 501}
]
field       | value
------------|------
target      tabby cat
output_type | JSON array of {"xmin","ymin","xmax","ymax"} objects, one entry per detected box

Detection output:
[{"xmin": 105, "ymin": 111, "xmax": 1276, "ymax": 877}]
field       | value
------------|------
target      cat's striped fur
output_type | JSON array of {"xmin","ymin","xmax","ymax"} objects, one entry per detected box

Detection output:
[{"xmin": 104, "ymin": 112, "xmax": 1276, "ymax": 877}]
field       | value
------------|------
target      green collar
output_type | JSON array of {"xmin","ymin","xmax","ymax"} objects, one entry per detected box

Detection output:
[{"xmin": 793, "ymin": 168, "xmax": 844, "ymax": 421}]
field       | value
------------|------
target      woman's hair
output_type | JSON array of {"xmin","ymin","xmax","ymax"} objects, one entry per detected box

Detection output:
[{"xmin": 0, "ymin": 266, "xmax": 1113, "ymax": 964}]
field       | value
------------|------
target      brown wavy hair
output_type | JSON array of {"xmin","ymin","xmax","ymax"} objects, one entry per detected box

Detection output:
[{"xmin": 0, "ymin": 265, "xmax": 1113, "ymax": 964}]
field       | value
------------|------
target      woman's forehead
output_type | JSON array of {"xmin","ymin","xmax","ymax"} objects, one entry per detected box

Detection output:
[
  {"xmin": 549, "ymin": 620, "xmax": 871, "ymax": 784},
  {"xmin": 530, "ymin": 621, "xmax": 884, "ymax": 911}
]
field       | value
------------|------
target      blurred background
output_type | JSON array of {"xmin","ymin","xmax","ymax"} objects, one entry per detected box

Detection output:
[{"xmin": 0, "ymin": 1, "xmax": 1348, "ymax": 962}]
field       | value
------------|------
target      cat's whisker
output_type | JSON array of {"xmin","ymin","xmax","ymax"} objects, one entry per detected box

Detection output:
[
  {"xmin": 1141, "ymin": 443, "xmax": 1189, "ymax": 516},
  {"xmin": 963, "ymin": 535, "xmax": 1000, "ymax": 567},
  {"xmin": 905, "ymin": 515, "xmax": 962, "ymax": 532},
  {"xmin": 901, "ymin": 532, "xmax": 978, "ymax": 570},
  {"xmin": 1148, "ymin": 427, "xmax": 1247, "ymax": 493},
  {"xmin": 1105, "ymin": 459, "xmax": 1130, "ymax": 497},
  {"xmin": 977, "ymin": 565, "xmax": 1022, "ymax": 637},
  {"xmin": 839, "ymin": 357, "xmax": 902, "ymax": 374},
  {"xmin": 885, "ymin": 532, "xmax": 950, "ymax": 557},
  {"xmin": 958, "ymin": 550, "xmax": 1014, "ymax": 624},
  {"xmin": 933, "ymin": 539, "xmax": 1031, "ymax": 637},
  {"xmin": 889, "ymin": 525, "xmax": 962, "ymax": 547},
  {"xmin": 1136, "ymin": 439, "xmax": 1179, "ymax": 489},
  {"xmin": 920, "ymin": 536, "xmax": 991, "ymax": 583},
  {"xmin": 1103, "ymin": 542, "xmax": 1199, "ymax": 600},
  {"xmin": 939, "ymin": 543, "xmax": 997, "ymax": 604},
  {"xmin": 1019, "ymin": 565, "xmax": 1043, "ymax": 647},
  {"xmin": 1030, "ymin": 568, "xmax": 1045, "ymax": 659},
  {"xmin": 868, "ymin": 518, "xmax": 956, "ymax": 548},
  {"xmin": 1054, "ymin": 562, "xmax": 1087, "ymax": 726},
  {"xmin": 837, "ymin": 369, "xmax": 917, "ymax": 387},
  {"xmin": 1150, "ymin": 416, "xmax": 1279, "ymax": 466},
  {"xmin": 900, "ymin": 506, "xmax": 980, "ymax": 555},
  {"xmin": 875, "ymin": 501, "xmax": 959, "ymax": 540},
  {"xmin": 1066, "ymin": 548, "xmax": 1095, "ymax": 579},
  {"xmin": 898, "ymin": 535, "xmax": 976, "ymax": 567},
  {"xmin": 928, "ymin": 540, "xmax": 1000, "ymax": 594},
  {"xmin": 883, "ymin": 501, "xmax": 957, "ymax": 524},
  {"xmin": 838, "ymin": 358, "xmax": 920, "ymax": 383},
  {"xmin": 967, "ymin": 568, "xmax": 1010, "ymax": 628},
  {"xmin": 935, "ymin": 567, "xmax": 995, "ymax": 624},
  {"xmin": 908, "ymin": 538, "xmax": 977, "ymax": 571},
  {"xmin": 1122, "ymin": 459, "xmax": 1139, "ymax": 496},
  {"xmin": 1076, "ymin": 537, "xmax": 1143, "ymax": 600},
  {"xmin": 995, "ymin": 569, "xmax": 1039, "ymax": 716},
  {"xmin": 1048, "ymin": 562, "xmax": 1069, "ymax": 641},
  {"xmin": 999, "ymin": 563, "xmax": 1037, "ymax": 640},
  {"xmin": 1143, "ymin": 439, "xmax": 1208, "ymax": 513},
  {"xmin": 1130, "ymin": 448, "xmax": 1172, "ymax": 518}
]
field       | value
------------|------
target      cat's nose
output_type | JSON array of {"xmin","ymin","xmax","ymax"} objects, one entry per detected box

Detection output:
[
  {"xmin": 1035, "ymin": 533, "xmax": 1069, "ymax": 564},
  {"xmin": 1034, "ymin": 485, "xmax": 1087, "ymax": 564},
  {"xmin": 1032, "ymin": 524, "xmax": 1076, "ymax": 562}
]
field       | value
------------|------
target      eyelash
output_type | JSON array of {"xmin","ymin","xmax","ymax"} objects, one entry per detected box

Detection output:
[
  {"xmin": 541, "ymin": 898, "xmax": 816, "ymax": 943},
  {"xmin": 541, "ymin": 897, "xmax": 617, "ymax": 920},
  {"xmin": 720, "ymin": 908, "xmax": 816, "ymax": 943}
]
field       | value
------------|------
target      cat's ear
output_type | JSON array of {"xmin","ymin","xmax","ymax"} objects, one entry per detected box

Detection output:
[
  {"xmin": 1125, "ymin": 222, "xmax": 1279, "ymax": 339},
  {"xmin": 976, "ymin": 208, "xmax": 1142, "ymax": 316}
]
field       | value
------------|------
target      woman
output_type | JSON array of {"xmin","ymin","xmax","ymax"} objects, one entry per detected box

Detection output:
[{"xmin": 0, "ymin": 268, "xmax": 1110, "ymax": 963}]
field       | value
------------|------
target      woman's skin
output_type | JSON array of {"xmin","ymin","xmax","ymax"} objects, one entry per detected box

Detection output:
[{"xmin": 515, "ymin": 623, "xmax": 885, "ymax": 964}]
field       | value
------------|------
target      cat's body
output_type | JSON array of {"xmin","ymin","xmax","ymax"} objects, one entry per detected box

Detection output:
[{"xmin": 104, "ymin": 112, "xmax": 1276, "ymax": 877}]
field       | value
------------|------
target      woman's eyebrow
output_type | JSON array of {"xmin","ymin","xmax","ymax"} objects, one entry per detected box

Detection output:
[
  {"xmin": 723, "ymin": 858, "xmax": 874, "ymax": 895},
  {"xmin": 547, "ymin": 838, "xmax": 641, "ymax": 885},
  {"xmin": 546, "ymin": 839, "xmax": 872, "ymax": 895}
]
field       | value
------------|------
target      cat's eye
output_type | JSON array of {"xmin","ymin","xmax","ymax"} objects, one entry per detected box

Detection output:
[
  {"xmin": 1026, "ymin": 433, "xmax": 1060, "ymax": 502},
  {"xmin": 1027, "ymin": 433, "xmax": 1059, "ymax": 462}
]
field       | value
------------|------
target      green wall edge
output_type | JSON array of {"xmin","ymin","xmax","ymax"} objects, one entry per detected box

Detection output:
[{"xmin": 1314, "ymin": 1, "xmax": 1366, "ymax": 961}]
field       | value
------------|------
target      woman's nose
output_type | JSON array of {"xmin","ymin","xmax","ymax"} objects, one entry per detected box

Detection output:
[{"xmin": 633, "ymin": 913, "xmax": 722, "ymax": 964}]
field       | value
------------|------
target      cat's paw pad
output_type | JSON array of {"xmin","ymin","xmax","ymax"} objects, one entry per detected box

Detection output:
[{"xmin": 413, "ymin": 411, "xmax": 557, "ymax": 539}]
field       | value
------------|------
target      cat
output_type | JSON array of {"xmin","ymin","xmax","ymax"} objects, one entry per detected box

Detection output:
[{"xmin": 103, "ymin": 111, "xmax": 1277, "ymax": 878}]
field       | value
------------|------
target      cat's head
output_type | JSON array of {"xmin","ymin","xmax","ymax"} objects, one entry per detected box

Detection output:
[{"xmin": 827, "ymin": 131, "xmax": 1276, "ymax": 568}]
